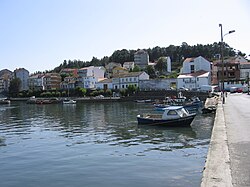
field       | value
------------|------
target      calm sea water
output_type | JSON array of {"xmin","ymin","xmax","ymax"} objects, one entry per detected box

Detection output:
[{"xmin": 0, "ymin": 101, "xmax": 214, "ymax": 187}]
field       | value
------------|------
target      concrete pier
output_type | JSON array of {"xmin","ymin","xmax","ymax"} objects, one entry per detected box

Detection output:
[{"xmin": 201, "ymin": 93, "xmax": 250, "ymax": 187}]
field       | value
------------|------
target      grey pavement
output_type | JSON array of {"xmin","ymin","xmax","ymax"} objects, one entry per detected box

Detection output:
[{"xmin": 201, "ymin": 93, "xmax": 250, "ymax": 187}]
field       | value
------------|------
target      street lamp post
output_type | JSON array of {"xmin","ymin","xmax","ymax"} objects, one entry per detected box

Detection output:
[
  {"xmin": 219, "ymin": 24, "xmax": 235, "ymax": 104},
  {"xmin": 247, "ymin": 72, "xmax": 250, "ymax": 95}
]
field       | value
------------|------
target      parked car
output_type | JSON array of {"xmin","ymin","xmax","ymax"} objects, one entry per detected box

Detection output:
[
  {"xmin": 178, "ymin": 87, "xmax": 189, "ymax": 91},
  {"xmin": 95, "ymin": 95, "xmax": 104, "ymax": 99},
  {"xmin": 230, "ymin": 87, "xmax": 242, "ymax": 93},
  {"xmin": 236, "ymin": 87, "xmax": 243, "ymax": 93},
  {"xmin": 230, "ymin": 87, "xmax": 237, "ymax": 93}
]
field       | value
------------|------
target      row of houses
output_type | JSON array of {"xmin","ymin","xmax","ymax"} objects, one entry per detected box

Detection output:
[
  {"xmin": 1, "ymin": 55, "xmax": 249, "ymax": 93},
  {"xmin": 0, "ymin": 66, "xmax": 153, "ymax": 93},
  {"xmin": 177, "ymin": 55, "xmax": 249, "ymax": 90}
]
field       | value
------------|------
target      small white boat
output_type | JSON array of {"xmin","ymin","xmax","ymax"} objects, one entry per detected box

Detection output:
[{"xmin": 63, "ymin": 100, "xmax": 76, "ymax": 104}]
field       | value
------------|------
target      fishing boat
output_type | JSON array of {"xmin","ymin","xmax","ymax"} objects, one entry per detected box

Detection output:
[
  {"xmin": 137, "ymin": 106, "xmax": 196, "ymax": 126},
  {"xmin": 154, "ymin": 96, "xmax": 202, "ymax": 113}
]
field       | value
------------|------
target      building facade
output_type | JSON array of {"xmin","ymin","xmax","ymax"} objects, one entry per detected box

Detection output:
[
  {"xmin": 240, "ymin": 62, "xmax": 250, "ymax": 79},
  {"xmin": 177, "ymin": 71, "xmax": 211, "ymax": 90},
  {"xmin": 43, "ymin": 73, "xmax": 61, "ymax": 90},
  {"xmin": 0, "ymin": 69, "xmax": 13, "ymax": 93},
  {"xmin": 78, "ymin": 66, "xmax": 105, "ymax": 89},
  {"xmin": 112, "ymin": 71, "xmax": 149, "ymax": 90},
  {"xmin": 14, "ymin": 68, "xmax": 29, "ymax": 91},
  {"xmin": 177, "ymin": 56, "xmax": 211, "ymax": 89},
  {"xmin": 105, "ymin": 62, "xmax": 122, "ymax": 78},
  {"xmin": 123, "ymin": 62, "xmax": 134, "ymax": 71},
  {"xmin": 28, "ymin": 74, "xmax": 45, "ymax": 91},
  {"xmin": 181, "ymin": 56, "xmax": 211, "ymax": 74},
  {"xmin": 134, "ymin": 49, "xmax": 149, "ymax": 69},
  {"xmin": 96, "ymin": 78, "xmax": 113, "ymax": 90}
]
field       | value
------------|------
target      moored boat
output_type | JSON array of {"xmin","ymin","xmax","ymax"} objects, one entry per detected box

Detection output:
[
  {"xmin": 137, "ymin": 106, "xmax": 196, "ymax": 126},
  {"xmin": 135, "ymin": 99, "xmax": 152, "ymax": 103},
  {"xmin": 0, "ymin": 99, "xmax": 10, "ymax": 104},
  {"xmin": 63, "ymin": 99, "xmax": 76, "ymax": 104}
]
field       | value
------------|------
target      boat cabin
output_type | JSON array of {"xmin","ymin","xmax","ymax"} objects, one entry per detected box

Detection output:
[{"xmin": 162, "ymin": 106, "xmax": 189, "ymax": 120}]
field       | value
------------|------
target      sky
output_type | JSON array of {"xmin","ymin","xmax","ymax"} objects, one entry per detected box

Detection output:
[{"xmin": 0, "ymin": 0, "xmax": 249, "ymax": 73}]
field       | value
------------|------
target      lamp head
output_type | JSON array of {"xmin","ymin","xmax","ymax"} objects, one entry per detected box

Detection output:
[{"xmin": 229, "ymin": 30, "xmax": 235, "ymax": 34}]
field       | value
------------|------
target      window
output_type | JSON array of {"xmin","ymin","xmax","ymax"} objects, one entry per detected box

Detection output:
[
  {"xmin": 190, "ymin": 65, "xmax": 195, "ymax": 73},
  {"xmin": 167, "ymin": 110, "xmax": 177, "ymax": 115}
]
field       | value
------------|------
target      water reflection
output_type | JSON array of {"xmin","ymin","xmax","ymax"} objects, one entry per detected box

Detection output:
[
  {"xmin": 0, "ymin": 101, "xmax": 214, "ymax": 187},
  {"xmin": 0, "ymin": 102, "xmax": 214, "ymax": 150}
]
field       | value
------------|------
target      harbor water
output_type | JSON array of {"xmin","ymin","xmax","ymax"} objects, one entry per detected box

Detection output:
[{"xmin": 0, "ymin": 101, "xmax": 214, "ymax": 187}]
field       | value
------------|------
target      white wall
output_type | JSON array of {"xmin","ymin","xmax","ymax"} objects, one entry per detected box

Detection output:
[
  {"xmin": 138, "ymin": 72, "xmax": 149, "ymax": 80},
  {"xmin": 240, "ymin": 69, "xmax": 250, "ymax": 79},
  {"xmin": 96, "ymin": 82, "xmax": 113, "ymax": 90},
  {"xmin": 182, "ymin": 56, "xmax": 211, "ymax": 74},
  {"xmin": 139, "ymin": 79, "xmax": 176, "ymax": 90},
  {"xmin": 177, "ymin": 72, "xmax": 211, "ymax": 89}
]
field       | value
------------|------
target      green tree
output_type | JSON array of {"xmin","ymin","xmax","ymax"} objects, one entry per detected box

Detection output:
[
  {"xmin": 145, "ymin": 65, "xmax": 156, "ymax": 78},
  {"xmin": 132, "ymin": 65, "xmax": 140, "ymax": 72},
  {"xmin": 109, "ymin": 49, "xmax": 132, "ymax": 64},
  {"xmin": 126, "ymin": 85, "xmax": 137, "ymax": 95},
  {"xmin": 104, "ymin": 89, "xmax": 112, "ymax": 96},
  {"xmin": 75, "ymin": 87, "xmax": 87, "ymax": 97},
  {"xmin": 9, "ymin": 78, "xmax": 21, "ymax": 97},
  {"xmin": 167, "ymin": 71, "xmax": 178, "ymax": 78},
  {"xmin": 155, "ymin": 57, "xmax": 168, "ymax": 75}
]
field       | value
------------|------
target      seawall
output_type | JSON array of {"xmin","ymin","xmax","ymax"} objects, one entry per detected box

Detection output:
[{"xmin": 201, "ymin": 101, "xmax": 232, "ymax": 187}]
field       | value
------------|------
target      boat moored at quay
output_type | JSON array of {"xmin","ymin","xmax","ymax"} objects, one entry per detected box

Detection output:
[{"xmin": 137, "ymin": 106, "xmax": 197, "ymax": 126}]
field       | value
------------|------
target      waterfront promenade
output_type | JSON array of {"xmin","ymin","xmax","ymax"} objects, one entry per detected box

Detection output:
[{"xmin": 201, "ymin": 93, "xmax": 250, "ymax": 187}]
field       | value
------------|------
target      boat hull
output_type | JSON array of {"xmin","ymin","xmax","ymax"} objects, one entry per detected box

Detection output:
[
  {"xmin": 137, "ymin": 114, "xmax": 196, "ymax": 127},
  {"xmin": 63, "ymin": 100, "xmax": 76, "ymax": 104}
]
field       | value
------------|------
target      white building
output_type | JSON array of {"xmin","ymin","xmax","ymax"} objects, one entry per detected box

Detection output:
[
  {"xmin": 0, "ymin": 69, "xmax": 13, "ymax": 92},
  {"xmin": 166, "ymin": 56, "xmax": 171, "ymax": 73},
  {"xmin": 123, "ymin": 62, "xmax": 135, "ymax": 71},
  {"xmin": 78, "ymin": 66, "xmax": 105, "ymax": 89},
  {"xmin": 240, "ymin": 62, "xmax": 250, "ymax": 79},
  {"xmin": 177, "ymin": 71, "xmax": 211, "ymax": 90},
  {"xmin": 28, "ymin": 74, "xmax": 45, "ymax": 91},
  {"xmin": 96, "ymin": 78, "xmax": 113, "ymax": 90},
  {"xmin": 134, "ymin": 49, "xmax": 149, "ymax": 69},
  {"xmin": 14, "ymin": 68, "xmax": 29, "ymax": 91},
  {"xmin": 177, "ymin": 56, "xmax": 211, "ymax": 89},
  {"xmin": 112, "ymin": 71, "xmax": 149, "ymax": 90},
  {"xmin": 181, "ymin": 56, "xmax": 211, "ymax": 74}
]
